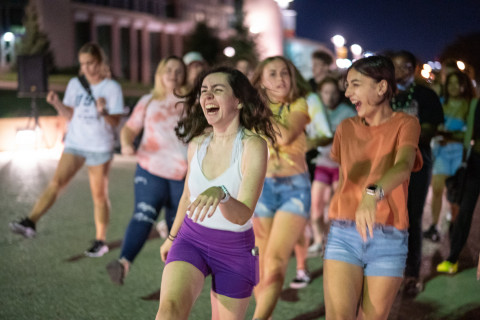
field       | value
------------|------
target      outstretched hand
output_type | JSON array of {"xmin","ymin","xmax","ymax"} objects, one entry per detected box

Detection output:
[
  {"xmin": 355, "ymin": 195, "xmax": 377, "ymax": 242},
  {"xmin": 187, "ymin": 186, "xmax": 224, "ymax": 223}
]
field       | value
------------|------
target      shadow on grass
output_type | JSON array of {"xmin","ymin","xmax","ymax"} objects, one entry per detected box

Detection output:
[{"xmin": 64, "ymin": 229, "xmax": 161, "ymax": 262}]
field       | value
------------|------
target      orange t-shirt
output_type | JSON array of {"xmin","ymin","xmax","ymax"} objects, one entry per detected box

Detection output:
[{"xmin": 329, "ymin": 112, "xmax": 423, "ymax": 230}]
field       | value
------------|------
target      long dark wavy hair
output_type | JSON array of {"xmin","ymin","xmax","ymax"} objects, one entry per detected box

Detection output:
[{"xmin": 175, "ymin": 66, "xmax": 277, "ymax": 144}]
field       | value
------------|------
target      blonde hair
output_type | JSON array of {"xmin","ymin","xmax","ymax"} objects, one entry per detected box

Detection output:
[
  {"xmin": 78, "ymin": 42, "xmax": 110, "ymax": 78},
  {"xmin": 151, "ymin": 56, "xmax": 187, "ymax": 100}
]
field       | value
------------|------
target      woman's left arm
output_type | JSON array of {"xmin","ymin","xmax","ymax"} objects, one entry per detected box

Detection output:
[
  {"xmin": 356, "ymin": 144, "xmax": 418, "ymax": 241},
  {"xmin": 187, "ymin": 135, "xmax": 268, "ymax": 225}
]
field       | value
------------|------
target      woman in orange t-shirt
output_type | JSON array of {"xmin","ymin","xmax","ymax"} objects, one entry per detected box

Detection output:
[{"xmin": 323, "ymin": 56, "xmax": 422, "ymax": 319}]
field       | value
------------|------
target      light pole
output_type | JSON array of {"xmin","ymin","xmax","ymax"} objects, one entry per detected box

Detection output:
[{"xmin": 1, "ymin": 32, "xmax": 16, "ymax": 69}]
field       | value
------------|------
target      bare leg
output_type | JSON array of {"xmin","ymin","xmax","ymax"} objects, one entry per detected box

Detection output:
[
  {"xmin": 294, "ymin": 230, "xmax": 309, "ymax": 271},
  {"xmin": 430, "ymin": 174, "xmax": 447, "ymax": 226},
  {"xmin": 323, "ymin": 259, "xmax": 364, "ymax": 319},
  {"xmin": 310, "ymin": 181, "xmax": 331, "ymax": 245},
  {"xmin": 29, "ymin": 152, "xmax": 85, "ymax": 223},
  {"xmin": 211, "ymin": 291, "xmax": 251, "ymax": 320},
  {"xmin": 359, "ymin": 275, "xmax": 403, "ymax": 320},
  {"xmin": 252, "ymin": 216, "xmax": 273, "ymax": 299},
  {"xmin": 156, "ymin": 261, "xmax": 205, "ymax": 320},
  {"xmin": 87, "ymin": 159, "xmax": 112, "ymax": 241},
  {"xmin": 253, "ymin": 211, "xmax": 307, "ymax": 319}
]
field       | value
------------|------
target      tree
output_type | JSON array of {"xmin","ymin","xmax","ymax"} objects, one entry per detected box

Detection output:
[
  {"xmin": 227, "ymin": 10, "xmax": 258, "ymax": 65},
  {"xmin": 184, "ymin": 22, "xmax": 221, "ymax": 65},
  {"xmin": 16, "ymin": 0, "xmax": 54, "ymax": 69},
  {"xmin": 440, "ymin": 32, "xmax": 480, "ymax": 81}
]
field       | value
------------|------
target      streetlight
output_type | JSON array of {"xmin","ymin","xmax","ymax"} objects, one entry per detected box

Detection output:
[
  {"xmin": 1, "ymin": 31, "xmax": 16, "ymax": 68},
  {"xmin": 223, "ymin": 46, "xmax": 235, "ymax": 58},
  {"xmin": 350, "ymin": 44, "xmax": 362, "ymax": 60},
  {"xmin": 457, "ymin": 60, "xmax": 466, "ymax": 71},
  {"xmin": 331, "ymin": 35, "xmax": 345, "ymax": 48}
]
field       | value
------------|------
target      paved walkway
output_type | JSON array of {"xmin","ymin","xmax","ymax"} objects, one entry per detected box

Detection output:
[{"xmin": 1, "ymin": 151, "xmax": 479, "ymax": 319}]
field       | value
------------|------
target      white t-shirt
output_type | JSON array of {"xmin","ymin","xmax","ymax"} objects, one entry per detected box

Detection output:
[{"xmin": 62, "ymin": 77, "xmax": 124, "ymax": 152}]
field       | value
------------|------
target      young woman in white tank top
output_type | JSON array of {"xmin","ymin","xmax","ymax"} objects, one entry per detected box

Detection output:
[{"xmin": 155, "ymin": 67, "xmax": 276, "ymax": 320}]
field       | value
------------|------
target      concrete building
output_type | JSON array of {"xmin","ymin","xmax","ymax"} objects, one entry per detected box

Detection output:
[{"xmin": 32, "ymin": 0, "xmax": 238, "ymax": 84}]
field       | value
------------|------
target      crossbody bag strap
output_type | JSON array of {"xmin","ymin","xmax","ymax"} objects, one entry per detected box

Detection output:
[{"xmin": 78, "ymin": 75, "xmax": 96, "ymax": 106}]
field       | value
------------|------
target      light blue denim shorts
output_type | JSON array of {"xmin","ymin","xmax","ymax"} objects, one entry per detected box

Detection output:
[
  {"xmin": 64, "ymin": 147, "xmax": 113, "ymax": 167},
  {"xmin": 324, "ymin": 220, "xmax": 408, "ymax": 277},
  {"xmin": 254, "ymin": 172, "xmax": 311, "ymax": 219}
]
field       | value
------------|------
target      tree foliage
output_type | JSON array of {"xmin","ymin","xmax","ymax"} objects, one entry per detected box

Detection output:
[
  {"xmin": 227, "ymin": 10, "xmax": 258, "ymax": 65},
  {"xmin": 17, "ymin": 0, "xmax": 50, "ymax": 56},
  {"xmin": 440, "ymin": 32, "xmax": 480, "ymax": 81},
  {"xmin": 184, "ymin": 22, "xmax": 221, "ymax": 65}
]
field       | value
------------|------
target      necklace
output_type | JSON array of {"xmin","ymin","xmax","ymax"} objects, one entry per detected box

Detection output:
[{"xmin": 392, "ymin": 82, "xmax": 416, "ymax": 110}]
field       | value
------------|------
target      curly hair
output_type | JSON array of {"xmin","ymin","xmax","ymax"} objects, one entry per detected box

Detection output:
[
  {"xmin": 251, "ymin": 56, "xmax": 307, "ymax": 104},
  {"xmin": 175, "ymin": 66, "xmax": 277, "ymax": 144}
]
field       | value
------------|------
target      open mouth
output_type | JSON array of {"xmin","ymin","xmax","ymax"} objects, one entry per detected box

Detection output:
[
  {"xmin": 353, "ymin": 101, "xmax": 361, "ymax": 111},
  {"xmin": 205, "ymin": 104, "xmax": 220, "ymax": 114}
]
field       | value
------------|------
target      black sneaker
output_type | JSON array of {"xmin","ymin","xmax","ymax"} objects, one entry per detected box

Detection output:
[
  {"xmin": 85, "ymin": 240, "xmax": 109, "ymax": 257},
  {"xmin": 106, "ymin": 259, "xmax": 125, "ymax": 285},
  {"xmin": 423, "ymin": 225, "xmax": 440, "ymax": 242},
  {"xmin": 9, "ymin": 217, "xmax": 36, "ymax": 238},
  {"xmin": 403, "ymin": 277, "xmax": 424, "ymax": 298},
  {"xmin": 289, "ymin": 270, "xmax": 311, "ymax": 289}
]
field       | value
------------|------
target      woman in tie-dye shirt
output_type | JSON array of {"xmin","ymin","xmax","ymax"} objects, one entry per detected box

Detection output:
[{"xmin": 106, "ymin": 56, "xmax": 188, "ymax": 285}]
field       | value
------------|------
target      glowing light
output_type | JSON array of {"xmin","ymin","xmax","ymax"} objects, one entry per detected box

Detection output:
[
  {"xmin": 434, "ymin": 61, "xmax": 442, "ymax": 70},
  {"xmin": 336, "ymin": 58, "xmax": 352, "ymax": 69},
  {"xmin": 350, "ymin": 44, "xmax": 362, "ymax": 56},
  {"xmin": 421, "ymin": 69, "xmax": 431, "ymax": 79},
  {"xmin": 363, "ymin": 51, "xmax": 374, "ymax": 58},
  {"xmin": 457, "ymin": 61, "xmax": 465, "ymax": 71},
  {"xmin": 423, "ymin": 64, "xmax": 432, "ymax": 73},
  {"xmin": 331, "ymin": 35, "xmax": 345, "ymax": 48},
  {"xmin": 15, "ymin": 129, "xmax": 37, "ymax": 146},
  {"xmin": 2, "ymin": 32, "xmax": 14, "ymax": 42},
  {"xmin": 223, "ymin": 46, "xmax": 235, "ymax": 57},
  {"xmin": 249, "ymin": 17, "xmax": 267, "ymax": 34},
  {"xmin": 274, "ymin": 0, "xmax": 293, "ymax": 9}
]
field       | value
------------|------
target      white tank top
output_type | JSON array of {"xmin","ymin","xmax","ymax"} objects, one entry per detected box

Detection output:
[{"xmin": 187, "ymin": 128, "xmax": 252, "ymax": 232}]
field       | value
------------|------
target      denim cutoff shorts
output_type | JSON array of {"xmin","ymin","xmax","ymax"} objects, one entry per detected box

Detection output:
[
  {"xmin": 254, "ymin": 172, "xmax": 311, "ymax": 219},
  {"xmin": 324, "ymin": 220, "xmax": 408, "ymax": 277},
  {"xmin": 64, "ymin": 147, "xmax": 113, "ymax": 166}
]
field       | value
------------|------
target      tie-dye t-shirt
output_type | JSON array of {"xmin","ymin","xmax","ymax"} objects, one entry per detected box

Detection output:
[{"xmin": 125, "ymin": 93, "xmax": 188, "ymax": 180}]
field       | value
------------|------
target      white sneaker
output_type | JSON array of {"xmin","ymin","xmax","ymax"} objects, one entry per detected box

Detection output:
[
  {"xmin": 289, "ymin": 269, "xmax": 311, "ymax": 289},
  {"xmin": 84, "ymin": 240, "xmax": 109, "ymax": 257}
]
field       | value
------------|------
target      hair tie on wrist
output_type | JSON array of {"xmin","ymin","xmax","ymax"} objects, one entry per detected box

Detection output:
[{"xmin": 168, "ymin": 233, "xmax": 177, "ymax": 241}]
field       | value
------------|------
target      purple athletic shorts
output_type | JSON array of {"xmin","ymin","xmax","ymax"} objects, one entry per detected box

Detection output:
[
  {"xmin": 314, "ymin": 165, "xmax": 339, "ymax": 184},
  {"xmin": 166, "ymin": 217, "xmax": 259, "ymax": 299}
]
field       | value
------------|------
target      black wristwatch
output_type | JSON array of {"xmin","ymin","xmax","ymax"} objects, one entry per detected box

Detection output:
[{"xmin": 366, "ymin": 184, "xmax": 384, "ymax": 201}]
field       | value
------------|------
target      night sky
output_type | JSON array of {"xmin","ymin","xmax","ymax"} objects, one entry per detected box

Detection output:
[{"xmin": 292, "ymin": 0, "xmax": 480, "ymax": 62}]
